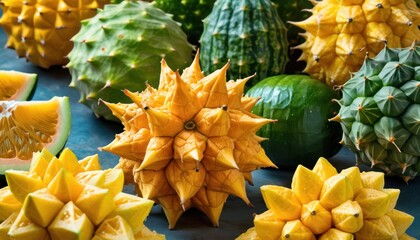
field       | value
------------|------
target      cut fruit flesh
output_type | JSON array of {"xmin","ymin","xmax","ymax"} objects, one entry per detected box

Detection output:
[
  {"xmin": 0, "ymin": 70, "xmax": 37, "ymax": 101},
  {"xmin": 0, "ymin": 97, "xmax": 71, "ymax": 173}
]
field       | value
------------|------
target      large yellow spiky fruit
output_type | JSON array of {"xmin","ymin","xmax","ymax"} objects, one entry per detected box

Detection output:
[
  {"xmin": 0, "ymin": 0, "xmax": 118, "ymax": 68},
  {"xmin": 101, "ymin": 50, "xmax": 277, "ymax": 229},
  {"xmin": 290, "ymin": 0, "xmax": 420, "ymax": 87}
]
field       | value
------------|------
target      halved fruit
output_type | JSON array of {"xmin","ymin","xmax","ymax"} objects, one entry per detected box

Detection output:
[
  {"xmin": 0, "ymin": 70, "xmax": 37, "ymax": 101},
  {"xmin": 0, "ymin": 97, "xmax": 71, "ymax": 173}
]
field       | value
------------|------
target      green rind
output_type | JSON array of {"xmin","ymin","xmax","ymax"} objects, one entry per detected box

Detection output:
[
  {"xmin": 246, "ymin": 74, "xmax": 342, "ymax": 168},
  {"xmin": 0, "ymin": 70, "xmax": 37, "ymax": 101}
]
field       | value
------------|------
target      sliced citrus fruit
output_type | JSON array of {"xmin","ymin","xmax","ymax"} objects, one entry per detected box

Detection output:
[
  {"xmin": 312, "ymin": 157, "xmax": 338, "ymax": 181},
  {"xmin": 48, "ymin": 201, "xmax": 94, "ymax": 240},
  {"xmin": 134, "ymin": 225, "xmax": 166, "ymax": 240},
  {"xmin": 291, "ymin": 165, "xmax": 323, "ymax": 204},
  {"xmin": 281, "ymin": 220, "xmax": 316, "ymax": 240},
  {"xmin": 300, "ymin": 200, "xmax": 332, "ymax": 235},
  {"xmin": 47, "ymin": 168, "xmax": 84, "ymax": 203},
  {"xmin": 0, "ymin": 211, "xmax": 18, "ymax": 239},
  {"xmin": 318, "ymin": 228, "xmax": 354, "ymax": 240},
  {"xmin": 74, "ymin": 184, "xmax": 116, "ymax": 226},
  {"xmin": 340, "ymin": 166, "xmax": 363, "ymax": 195},
  {"xmin": 354, "ymin": 215, "xmax": 398, "ymax": 240},
  {"xmin": 109, "ymin": 192, "xmax": 154, "ymax": 234},
  {"xmin": 0, "ymin": 186, "xmax": 21, "ymax": 221},
  {"xmin": 260, "ymin": 185, "xmax": 302, "ymax": 221},
  {"xmin": 320, "ymin": 174, "xmax": 354, "ymax": 210},
  {"xmin": 360, "ymin": 171, "xmax": 385, "ymax": 190},
  {"xmin": 253, "ymin": 210, "xmax": 285, "ymax": 240},
  {"xmin": 331, "ymin": 200, "xmax": 363, "ymax": 233},
  {"xmin": 0, "ymin": 96, "xmax": 71, "ymax": 173},
  {"xmin": 354, "ymin": 188, "xmax": 390, "ymax": 219},
  {"xmin": 22, "ymin": 188, "xmax": 64, "ymax": 227},
  {"xmin": 8, "ymin": 209, "xmax": 50, "ymax": 240},
  {"xmin": 0, "ymin": 70, "xmax": 37, "ymax": 101},
  {"xmin": 5, "ymin": 170, "xmax": 45, "ymax": 203},
  {"xmin": 93, "ymin": 215, "xmax": 135, "ymax": 240},
  {"xmin": 386, "ymin": 209, "xmax": 414, "ymax": 236}
]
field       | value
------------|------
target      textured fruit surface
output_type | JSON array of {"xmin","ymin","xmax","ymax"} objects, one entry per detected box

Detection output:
[
  {"xmin": 246, "ymin": 75, "xmax": 342, "ymax": 168},
  {"xmin": 0, "ymin": 0, "xmax": 118, "ymax": 68},
  {"xmin": 101, "ymin": 51, "xmax": 276, "ymax": 229},
  {"xmin": 290, "ymin": 0, "xmax": 420, "ymax": 86},
  {"xmin": 153, "ymin": 0, "xmax": 216, "ymax": 45},
  {"xmin": 331, "ymin": 45, "xmax": 420, "ymax": 182},
  {"xmin": 235, "ymin": 157, "xmax": 415, "ymax": 239},
  {"xmin": 200, "ymin": 0, "xmax": 288, "ymax": 86},
  {"xmin": 0, "ymin": 70, "xmax": 37, "ymax": 101},
  {"xmin": 0, "ymin": 97, "xmax": 71, "ymax": 173},
  {"xmin": 67, "ymin": 0, "xmax": 193, "ymax": 122},
  {"xmin": 0, "ymin": 148, "xmax": 163, "ymax": 239}
]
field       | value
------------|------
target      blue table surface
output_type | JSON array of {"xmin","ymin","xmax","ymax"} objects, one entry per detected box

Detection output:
[{"xmin": 0, "ymin": 29, "xmax": 419, "ymax": 239}]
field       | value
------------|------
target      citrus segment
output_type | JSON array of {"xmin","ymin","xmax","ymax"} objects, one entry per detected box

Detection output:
[
  {"xmin": 319, "ymin": 228, "xmax": 354, "ymax": 240},
  {"xmin": 22, "ymin": 188, "xmax": 64, "ymax": 227},
  {"xmin": 260, "ymin": 185, "xmax": 302, "ymax": 221},
  {"xmin": 340, "ymin": 167, "xmax": 363, "ymax": 195},
  {"xmin": 93, "ymin": 215, "xmax": 135, "ymax": 240},
  {"xmin": 312, "ymin": 157, "xmax": 337, "ymax": 181},
  {"xmin": 281, "ymin": 220, "xmax": 316, "ymax": 240},
  {"xmin": 291, "ymin": 165, "xmax": 323, "ymax": 204},
  {"xmin": 320, "ymin": 174, "xmax": 354, "ymax": 210},
  {"xmin": 386, "ymin": 209, "xmax": 414, "ymax": 237},
  {"xmin": 47, "ymin": 169, "xmax": 84, "ymax": 203},
  {"xmin": 300, "ymin": 200, "xmax": 332, "ymax": 235},
  {"xmin": 48, "ymin": 201, "xmax": 94, "ymax": 240},
  {"xmin": 134, "ymin": 225, "xmax": 166, "ymax": 240},
  {"xmin": 354, "ymin": 215, "xmax": 398, "ymax": 240},
  {"xmin": 354, "ymin": 188, "xmax": 390, "ymax": 219},
  {"xmin": 0, "ymin": 97, "xmax": 71, "ymax": 173},
  {"xmin": 253, "ymin": 210, "xmax": 285, "ymax": 240},
  {"xmin": 0, "ymin": 70, "xmax": 37, "ymax": 101},
  {"xmin": 0, "ymin": 186, "xmax": 21, "ymax": 221},
  {"xmin": 331, "ymin": 200, "xmax": 363, "ymax": 233},
  {"xmin": 360, "ymin": 171, "xmax": 385, "ymax": 190},
  {"xmin": 5, "ymin": 170, "xmax": 45, "ymax": 203},
  {"xmin": 8, "ymin": 210, "xmax": 50, "ymax": 240}
]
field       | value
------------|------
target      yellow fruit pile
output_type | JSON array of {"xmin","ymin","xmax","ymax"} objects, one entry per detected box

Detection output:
[
  {"xmin": 236, "ymin": 157, "xmax": 415, "ymax": 240},
  {"xmin": 0, "ymin": 148, "xmax": 165, "ymax": 240},
  {"xmin": 101, "ymin": 51, "xmax": 277, "ymax": 228}
]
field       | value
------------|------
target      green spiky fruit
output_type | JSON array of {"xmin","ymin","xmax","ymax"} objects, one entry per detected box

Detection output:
[
  {"xmin": 199, "ymin": 0, "xmax": 288, "ymax": 87},
  {"xmin": 331, "ymin": 44, "xmax": 420, "ymax": 182},
  {"xmin": 153, "ymin": 0, "xmax": 216, "ymax": 46},
  {"xmin": 67, "ymin": 1, "xmax": 193, "ymax": 121}
]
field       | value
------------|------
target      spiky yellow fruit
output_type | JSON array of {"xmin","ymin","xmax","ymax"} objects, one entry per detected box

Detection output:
[
  {"xmin": 290, "ymin": 0, "xmax": 420, "ymax": 86},
  {"xmin": 101, "ymin": 50, "xmax": 277, "ymax": 229}
]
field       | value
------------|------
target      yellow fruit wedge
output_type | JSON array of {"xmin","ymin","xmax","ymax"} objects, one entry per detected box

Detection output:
[
  {"xmin": 42, "ymin": 157, "xmax": 63, "ymax": 184},
  {"xmin": 354, "ymin": 215, "xmax": 398, "ymax": 240},
  {"xmin": 340, "ymin": 166, "xmax": 363, "ymax": 195},
  {"xmin": 281, "ymin": 220, "xmax": 316, "ymax": 240},
  {"xmin": 253, "ymin": 210, "xmax": 285, "ymax": 240},
  {"xmin": 235, "ymin": 227, "xmax": 260, "ymax": 240},
  {"xmin": 8, "ymin": 209, "xmax": 50, "ymax": 240},
  {"xmin": 383, "ymin": 188, "xmax": 400, "ymax": 213},
  {"xmin": 93, "ymin": 215, "xmax": 135, "ymax": 240},
  {"xmin": 109, "ymin": 192, "xmax": 154, "ymax": 234},
  {"xmin": 5, "ymin": 170, "xmax": 45, "ymax": 203},
  {"xmin": 22, "ymin": 188, "xmax": 64, "ymax": 227},
  {"xmin": 0, "ymin": 186, "xmax": 21, "ymax": 221},
  {"xmin": 291, "ymin": 165, "xmax": 323, "ymax": 204},
  {"xmin": 134, "ymin": 225, "xmax": 166, "ymax": 240},
  {"xmin": 79, "ymin": 154, "xmax": 102, "ymax": 171},
  {"xmin": 75, "ymin": 170, "xmax": 106, "ymax": 186},
  {"xmin": 0, "ymin": 70, "xmax": 37, "ymax": 101},
  {"xmin": 48, "ymin": 201, "xmax": 94, "ymax": 240},
  {"xmin": 74, "ymin": 184, "xmax": 116, "ymax": 226},
  {"xmin": 354, "ymin": 188, "xmax": 390, "ymax": 219},
  {"xmin": 320, "ymin": 174, "xmax": 354, "ymax": 210},
  {"xmin": 96, "ymin": 168, "xmax": 124, "ymax": 197},
  {"xmin": 47, "ymin": 169, "xmax": 84, "ymax": 203},
  {"xmin": 360, "ymin": 171, "xmax": 385, "ymax": 190},
  {"xmin": 312, "ymin": 157, "xmax": 338, "ymax": 182},
  {"xmin": 260, "ymin": 185, "xmax": 302, "ymax": 221},
  {"xmin": 386, "ymin": 209, "xmax": 415, "ymax": 237},
  {"xmin": 318, "ymin": 228, "xmax": 354, "ymax": 240},
  {"xmin": 300, "ymin": 200, "xmax": 332, "ymax": 235},
  {"xmin": 58, "ymin": 148, "xmax": 84, "ymax": 175},
  {"xmin": 331, "ymin": 200, "xmax": 363, "ymax": 233},
  {"xmin": 0, "ymin": 212, "xmax": 18, "ymax": 239},
  {"xmin": 29, "ymin": 149, "xmax": 54, "ymax": 179}
]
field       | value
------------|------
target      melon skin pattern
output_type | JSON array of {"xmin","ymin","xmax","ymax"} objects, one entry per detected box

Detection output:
[
  {"xmin": 290, "ymin": 0, "xmax": 420, "ymax": 87},
  {"xmin": 67, "ymin": 0, "xmax": 194, "ymax": 122},
  {"xmin": 236, "ymin": 157, "xmax": 415, "ymax": 240},
  {"xmin": 199, "ymin": 0, "xmax": 289, "ymax": 87},
  {"xmin": 153, "ymin": 0, "xmax": 216, "ymax": 46},
  {"xmin": 101, "ymin": 51, "xmax": 277, "ymax": 229},
  {"xmin": 0, "ymin": 0, "xmax": 121, "ymax": 69},
  {"xmin": 331, "ymin": 45, "xmax": 420, "ymax": 182}
]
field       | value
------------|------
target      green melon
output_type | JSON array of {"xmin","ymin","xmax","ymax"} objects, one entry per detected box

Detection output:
[
  {"xmin": 0, "ymin": 70, "xmax": 37, "ymax": 101},
  {"xmin": 246, "ymin": 75, "xmax": 342, "ymax": 168}
]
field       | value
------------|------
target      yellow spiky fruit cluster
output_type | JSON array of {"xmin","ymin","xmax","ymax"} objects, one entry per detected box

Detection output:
[
  {"xmin": 290, "ymin": 0, "xmax": 420, "ymax": 87},
  {"xmin": 0, "ymin": 0, "xmax": 115, "ymax": 68},
  {"xmin": 101, "ymin": 51, "xmax": 277, "ymax": 229}
]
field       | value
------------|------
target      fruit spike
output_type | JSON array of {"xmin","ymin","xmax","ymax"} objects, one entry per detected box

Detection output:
[{"xmin": 102, "ymin": 51, "xmax": 276, "ymax": 228}]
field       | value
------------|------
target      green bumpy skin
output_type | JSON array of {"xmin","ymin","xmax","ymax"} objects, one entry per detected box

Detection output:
[
  {"xmin": 332, "ymin": 44, "xmax": 420, "ymax": 182},
  {"xmin": 199, "ymin": 0, "xmax": 288, "ymax": 87},
  {"xmin": 67, "ymin": 1, "xmax": 193, "ymax": 121},
  {"xmin": 153, "ymin": 0, "xmax": 216, "ymax": 46}
]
